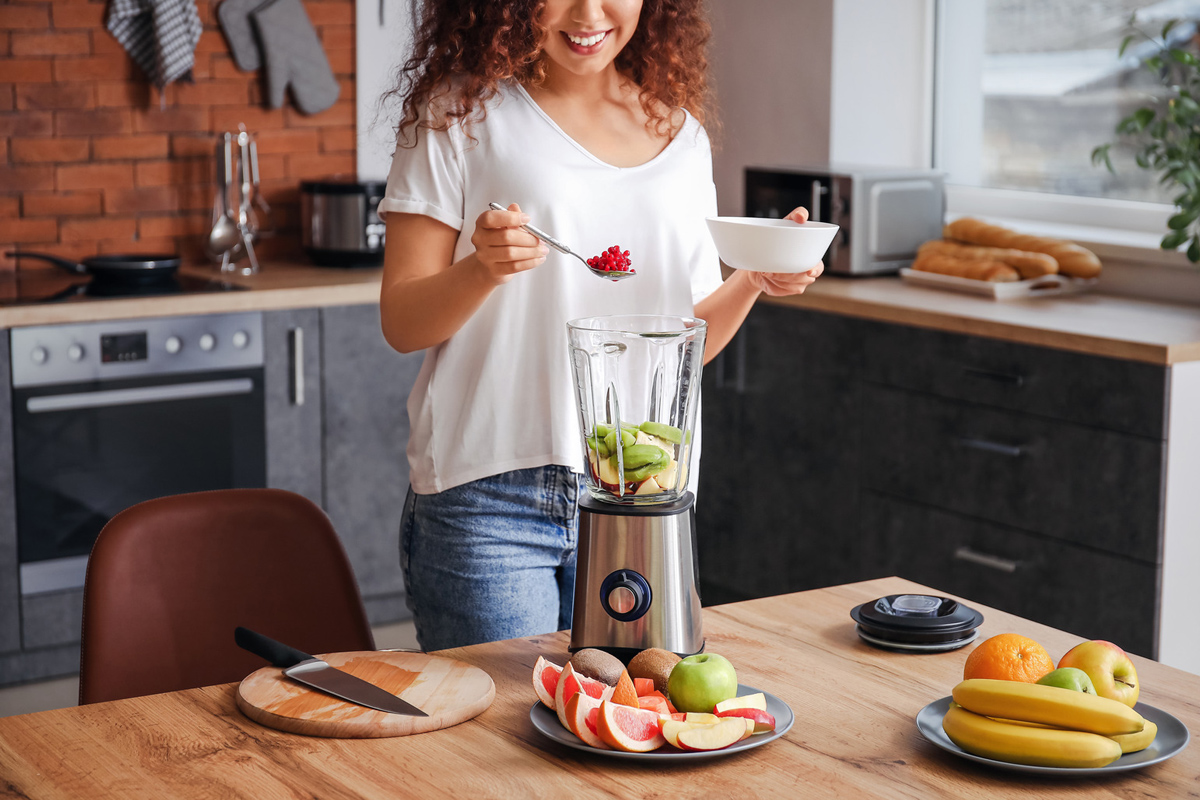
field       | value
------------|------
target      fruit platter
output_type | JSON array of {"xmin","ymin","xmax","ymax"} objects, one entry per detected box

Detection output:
[
  {"xmin": 584, "ymin": 421, "xmax": 687, "ymax": 499},
  {"xmin": 917, "ymin": 633, "xmax": 1190, "ymax": 775},
  {"xmin": 530, "ymin": 647, "xmax": 794, "ymax": 760}
]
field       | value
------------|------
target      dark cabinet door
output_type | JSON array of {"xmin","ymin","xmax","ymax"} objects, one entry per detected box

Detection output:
[
  {"xmin": 859, "ymin": 491, "xmax": 1159, "ymax": 658},
  {"xmin": 697, "ymin": 303, "xmax": 863, "ymax": 604},
  {"xmin": 0, "ymin": 331, "xmax": 18, "ymax": 655},
  {"xmin": 264, "ymin": 308, "xmax": 323, "ymax": 505},
  {"xmin": 321, "ymin": 304, "xmax": 424, "ymax": 625}
]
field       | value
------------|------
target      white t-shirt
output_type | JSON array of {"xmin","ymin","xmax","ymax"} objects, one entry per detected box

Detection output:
[{"xmin": 379, "ymin": 81, "xmax": 724, "ymax": 494}]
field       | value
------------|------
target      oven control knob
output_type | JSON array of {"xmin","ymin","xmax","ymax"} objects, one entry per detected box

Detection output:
[
  {"xmin": 232, "ymin": 330, "xmax": 249, "ymax": 349},
  {"xmin": 30, "ymin": 346, "xmax": 48, "ymax": 365},
  {"xmin": 199, "ymin": 333, "xmax": 216, "ymax": 351},
  {"xmin": 599, "ymin": 569, "xmax": 652, "ymax": 622},
  {"xmin": 67, "ymin": 343, "xmax": 85, "ymax": 362},
  {"xmin": 165, "ymin": 336, "xmax": 182, "ymax": 354}
]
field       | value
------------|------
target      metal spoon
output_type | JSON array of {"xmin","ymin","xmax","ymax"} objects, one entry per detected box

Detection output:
[
  {"xmin": 207, "ymin": 133, "xmax": 241, "ymax": 259},
  {"xmin": 488, "ymin": 202, "xmax": 635, "ymax": 281}
]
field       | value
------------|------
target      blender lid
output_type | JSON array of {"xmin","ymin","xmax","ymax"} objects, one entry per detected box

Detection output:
[
  {"xmin": 849, "ymin": 594, "xmax": 983, "ymax": 646},
  {"xmin": 578, "ymin": 491, "xmax": 695, "ymax": 516}
]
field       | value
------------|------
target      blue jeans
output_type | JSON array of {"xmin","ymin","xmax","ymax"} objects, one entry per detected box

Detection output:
[{"xmin": 399, "ymin": 465, "xmax": 580, "ymax": 651}]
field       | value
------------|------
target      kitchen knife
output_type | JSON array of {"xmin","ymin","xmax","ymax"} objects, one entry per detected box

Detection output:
[{"xmin": 234, "ymin": 626, "xmax": 428, "ymax": 717}]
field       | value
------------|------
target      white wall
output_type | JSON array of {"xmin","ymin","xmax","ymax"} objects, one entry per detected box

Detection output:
[
  {"xmin": 356, "ymin": 0, "xmax": 416, "ymax": 181},
  {"xmin": 830, "ymin": 0, "xmax": 934, "ymax": 168},
  {"xmin": 707, "ymin": 0, "xmax": 834, "ymax": 215}
]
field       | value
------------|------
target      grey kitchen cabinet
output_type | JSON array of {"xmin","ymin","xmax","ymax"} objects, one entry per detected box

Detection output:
[
  {"xmin": 264, "ymin": 308, "xmax": 323, "ymax": 506},
  {"xmin": 695, "ymin": 303, "xmax": 1166, "ymax": 659},
  {"xmin": 697, "ymin": 303, "xmax": 864, "ymax": 605},
  {"xmin": 320, "ymin": 303, "xmax": 423, "ymax": 626},
  {"xmin": 0, "ymin": 331, "xmax": 18, "ymax": 656}
]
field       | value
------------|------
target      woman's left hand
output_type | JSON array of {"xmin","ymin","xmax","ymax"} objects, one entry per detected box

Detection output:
[{"xmin": 744, "ymin": 206, "xmax": 824, "ymax": 296}]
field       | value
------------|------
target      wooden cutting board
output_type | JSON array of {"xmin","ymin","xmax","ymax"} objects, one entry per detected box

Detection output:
[{"xmin": 235, "ymin": 651, "xmax": 495, "ymax": 738}]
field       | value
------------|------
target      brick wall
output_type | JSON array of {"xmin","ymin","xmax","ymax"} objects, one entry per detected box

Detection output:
[{"xmin": 0, "ymin": 0, "xmax": 358, "ymax": 271}]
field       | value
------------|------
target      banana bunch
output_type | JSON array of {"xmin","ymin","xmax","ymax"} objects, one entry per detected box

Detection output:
[{"xmin": 943, "ymin": 679, "xmax": 1154, "ymax": 768}]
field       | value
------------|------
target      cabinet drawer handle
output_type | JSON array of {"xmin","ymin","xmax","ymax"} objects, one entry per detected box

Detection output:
[
  {"xmin": 954, "ymin": 546, "xmax": 1020, "ymax": 573},
  {"xmin": 963, "ymin": 366, "xmax": 1025, "ymax": 387},
  {"xmin": 289, "ymin": 327, "xmax": 304, "ymax": 407},
  {"xmin": 953, "ymin": 436, "xmax": 1024, "ymax": 458}
]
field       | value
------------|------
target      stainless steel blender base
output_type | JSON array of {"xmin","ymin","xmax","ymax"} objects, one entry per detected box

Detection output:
[{"xmin": 569, "ymin": 492, "xmax": 704, "ymax": 659}]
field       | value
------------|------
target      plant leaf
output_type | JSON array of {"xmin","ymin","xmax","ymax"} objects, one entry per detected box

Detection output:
[
  {"xmin": 1162, "ymin": 229, "xmax": 1189, "ymax": 250},
  {"xmin": 1189, "ymin": 235, "xmax": 1200, "ymax": 263},
  {"xmin": 1120, "ymin": 34, "xmax": 1136, "ymax": 58},
  {"xmin": 1163, "ymin": 19, "xmax": 1179, "ymax": 41},
  {"xmin": 1168, "ymin": 209, "xmax": 1199, "ymax": 229}
]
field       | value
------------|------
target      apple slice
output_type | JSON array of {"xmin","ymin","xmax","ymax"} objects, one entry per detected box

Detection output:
[
  {"xmin": 563, "ymin": 690, "xmax": 612, "ymax": 750},
  {"xmin": 683, "ymin": 712, "xmax": 719, "ymax": 725},
  {"xmin": 660, "ymin": 719, "xmax": 706, "ymax": 749},
  {"xmin": 555, "ymin": 663, "xmax": 615, "ymax": 730},
  {"xmin": 738, "ymin": 718, "xmax": 757, "ymax": 740},
  {"xmin": 715, "ymin": 707, "xmax": 776, "ymax": 734},
  {"xmin": 676, "ymin": 718, "xmax": 748, "ymax": 751},
  {"xmin": 713, "ymin": 692, "xmax": 767, "ymax": 713}
]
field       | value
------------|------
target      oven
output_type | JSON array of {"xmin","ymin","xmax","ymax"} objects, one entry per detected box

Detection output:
[{"xmin": 11, "ymin": 312, "xmax": 266, "ymax": 595}]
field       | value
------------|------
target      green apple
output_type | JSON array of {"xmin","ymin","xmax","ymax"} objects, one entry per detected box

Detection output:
[
  {"xmin": 667, "ymin": 653, "xmax": 738, "ymax": 713},
  {"xmin": 1036, "ymin": 667, "xmax": 1097, "ymax": 695}
]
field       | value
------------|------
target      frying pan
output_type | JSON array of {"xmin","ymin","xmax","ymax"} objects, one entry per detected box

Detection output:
[{"xmin": 6, "ymin": 251, "xmax": 181, "ymax": 286}]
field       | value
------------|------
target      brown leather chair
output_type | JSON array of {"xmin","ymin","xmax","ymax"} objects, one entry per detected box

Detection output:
[{"xmin": 79, "ymin": 488, "xmax": 375, "ymax": 704}]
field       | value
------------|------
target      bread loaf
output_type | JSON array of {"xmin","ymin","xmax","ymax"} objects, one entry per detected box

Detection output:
[
  {"xmin": 917, "ymin": 240, "xmax": 1058, "ymax": 279},
  {"xmin": 911, "ymin": 251, "xmax": 1020, "ymax": 282},
  {"xmin": 942, "ymin": 218, "xmax": 1101, "ymax": 279}
]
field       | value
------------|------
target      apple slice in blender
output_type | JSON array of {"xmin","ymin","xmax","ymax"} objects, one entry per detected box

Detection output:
[{"xmin": 634, "ymin": 477, "xmax": 664, "ymax": 495}]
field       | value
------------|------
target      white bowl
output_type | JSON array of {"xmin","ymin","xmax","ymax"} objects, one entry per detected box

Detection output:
[{"xmin": 705, "ymin": 217, "xmax": 839, "ymax": 273}]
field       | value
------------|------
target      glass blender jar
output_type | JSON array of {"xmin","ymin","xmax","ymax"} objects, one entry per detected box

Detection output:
[
  {"xmin": 566, "ymin": 315, "xmax": 707, "ymax": 659},
  {"xmin": 568, "ymin": 315, "xmax": 706, "ymax": 504}
]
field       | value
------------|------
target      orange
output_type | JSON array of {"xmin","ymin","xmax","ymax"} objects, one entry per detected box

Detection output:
[{"xmin": 962, "ymin": 633, "xmax": 1055, "ymax": 683}]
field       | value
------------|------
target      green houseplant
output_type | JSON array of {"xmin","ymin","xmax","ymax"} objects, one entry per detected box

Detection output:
[{"xmin": 1092, "ymin": 19, "xmax": 1200, "ymax": 261}]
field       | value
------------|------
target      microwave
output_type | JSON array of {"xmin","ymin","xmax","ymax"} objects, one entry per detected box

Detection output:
[{"xmin": 744, "ymin": 165, "xmax": 945, "ymax": 275}]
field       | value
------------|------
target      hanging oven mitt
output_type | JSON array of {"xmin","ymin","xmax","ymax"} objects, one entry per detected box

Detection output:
[
  {"xmin": 216, "ymin": 0, "xmax": 265, "ymax": 71},
  {"xmin": 106, "ymin": 0, "xmax": 203, "ymax": 90},
  {"xmin": 251, "ymin": 0, "xmax": 340, "ymax": 114}
]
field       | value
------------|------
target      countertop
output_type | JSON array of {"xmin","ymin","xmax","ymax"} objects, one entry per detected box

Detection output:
[
  {"xmin": 0, "ymin": 577, "xmax": 1194, "ymax": 799},
  {"xmin": 2, "ymin": 262, "xmax": 1199, "ymax": 365}
]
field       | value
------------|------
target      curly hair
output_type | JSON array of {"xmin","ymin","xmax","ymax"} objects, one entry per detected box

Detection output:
[{"xmin": 389, "ymin": 0, "xmax": 713, "ymax": 147}]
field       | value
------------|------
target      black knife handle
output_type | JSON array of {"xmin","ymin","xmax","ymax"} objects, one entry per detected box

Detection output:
[{"xmin": 235, "ymin": 626, "xmax": 314, "ymax": 668}]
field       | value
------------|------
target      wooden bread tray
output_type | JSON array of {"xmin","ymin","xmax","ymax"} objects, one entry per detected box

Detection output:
[{"xmin": 899, "ymin": 268, "xmax": 1098, "ymax": 300}]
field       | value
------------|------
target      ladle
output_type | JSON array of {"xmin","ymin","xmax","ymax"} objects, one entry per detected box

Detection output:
[
  {"xmin": 207, "ymin": 134, "xmax": 241, "ymax": 259},
  {"xmin": 488, "ymin": 202, "xmax": 634, "ymax": 281}
]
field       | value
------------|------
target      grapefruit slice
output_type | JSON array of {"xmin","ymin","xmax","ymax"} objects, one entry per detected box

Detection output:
[
  {"xmin": 533, "ymin": 655, "xmax": 563, "ymax": 710},
  {"xmin": 563, "ymin": 691, "xmax": 612, "ymax": 750},
  {"xmin": 677, "ymin": 717, "xmax": 747, "ymax": 751},
  {"xmin": 713, "ymin": 692, "xmax": 766, "ymax": 713},
  {"xmin": 611, "ymin": 670, "xmax": 639, "ymax": 708},
  {"xmin": 555, "ymin": 663, "xmax": 614, "ymax": 730},
  {"xmin": 633, "ymin": 678, "xmax": 656, "ymax": 697},
  {"xmin": 596, "ymin": 700, "xmax": 667, "ymax": 752}
]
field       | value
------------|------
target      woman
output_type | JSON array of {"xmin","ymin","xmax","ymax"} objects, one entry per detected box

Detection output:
[{"xmin": 378, "ymin": 0, "xmax": 820, "ymax": 651}]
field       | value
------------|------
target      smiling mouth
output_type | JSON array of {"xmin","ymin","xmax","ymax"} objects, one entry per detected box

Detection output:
[{"xmin": 563, "ymin": 30, "xmax": 609, "ymax": 49}]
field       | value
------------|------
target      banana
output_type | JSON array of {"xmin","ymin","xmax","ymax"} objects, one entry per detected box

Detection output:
[
  {"xmin": 943, "ymin": 705, "xmax": 1123, "ymax": 768},
  {"xmin": 953, "ymin": 679, "xmax": 1145, "ymax": 736},
  {"xmin": 1110, "ymin": 720, "xmax": 1157, "ymax": 754}
]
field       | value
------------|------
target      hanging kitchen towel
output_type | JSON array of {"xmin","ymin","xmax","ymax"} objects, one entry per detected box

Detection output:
[
  {"xmin": 251, "ymin": 0, "xmax": 340, "ymax": 114},
  {"xmin": 106, "ymin": 0, "xmax": 203, "ymax": 90},
  {"xmin": 217, "ymin": 0, "xmax": 265, "ymax": 71}
]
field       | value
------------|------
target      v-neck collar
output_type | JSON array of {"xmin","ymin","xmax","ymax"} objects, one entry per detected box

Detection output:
[{"xmin": 512, "ymin": 82, "xmax": 691, "ymax": 172}]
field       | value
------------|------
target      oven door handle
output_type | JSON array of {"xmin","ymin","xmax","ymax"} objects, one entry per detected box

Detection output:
[{"xmin": 26, "ymin": 378, "xmax": 255, "ymax": 413}]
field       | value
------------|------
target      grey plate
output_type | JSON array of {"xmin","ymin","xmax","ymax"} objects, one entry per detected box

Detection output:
[
  {"xmin": 856, "ymin": 625, "xmax": 979, "ymax": 653},
  {"xmin": 916, "ymin": 695, "xmax": 1190, "ymax": 776},
  {"xmin": 530, "ymin": 683, "xmax": 794, "ymax": 762}
]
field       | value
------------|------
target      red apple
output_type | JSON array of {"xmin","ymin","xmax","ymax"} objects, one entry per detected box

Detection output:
[
  {"xmin": 1057, "ymin": 640, "xmax": 1140, "ymax": 708},
  {"xmin": 714, "ymin": 706, "xmax": 776, "ymax": 734}
]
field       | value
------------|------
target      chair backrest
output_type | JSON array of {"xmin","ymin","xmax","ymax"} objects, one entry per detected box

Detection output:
[{"xmin": 79, "ymin": 488, "xmax": 375, "ymax": 705}]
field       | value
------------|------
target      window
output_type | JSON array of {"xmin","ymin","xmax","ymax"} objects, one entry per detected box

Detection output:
[{"xmin": 934, "ymin": 0, "xmax": 1200, "ymax": 243}]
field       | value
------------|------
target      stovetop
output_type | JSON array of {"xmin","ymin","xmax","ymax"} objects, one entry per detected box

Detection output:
[{"xmin": 0, "ymin": 271, "xmax": 246, "ymax": 307}]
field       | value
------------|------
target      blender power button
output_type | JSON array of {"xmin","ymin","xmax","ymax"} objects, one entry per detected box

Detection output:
[{"xmin": 599, "ymin": 570, "xmax": 652, "ymax": 622}]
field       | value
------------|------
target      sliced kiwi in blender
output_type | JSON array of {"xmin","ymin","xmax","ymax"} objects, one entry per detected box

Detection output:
[{"xmin": 638, "ymin": 421, "xmax": 683, "ymax": 444}]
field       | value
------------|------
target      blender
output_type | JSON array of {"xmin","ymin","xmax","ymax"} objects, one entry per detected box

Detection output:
[{"xmin": 567, "ymin": 315, "xmax": 707, "ymax": 661}]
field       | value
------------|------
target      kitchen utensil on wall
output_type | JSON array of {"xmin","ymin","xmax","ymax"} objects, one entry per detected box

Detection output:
[
  {"xmin": 567, "ymin": 315, "xmax": 707, "ymax": 660},
  {"xmin": 301, "ymin": 179, "xmax": 386, "ymax": 267},
  {"xmin": 487, "ymin": 202, "xmax": 636, "ymax": 281},
  {"xmin": 235, "ymin": 627, "xmax": 428, "ymax": 716},
  {"xmin": 208, "ymin": 128, "xmax": 266, "ymax": 275},
  {"xmin": 5, "ymin": 252, "xmax": 181, "ymax": 285}
]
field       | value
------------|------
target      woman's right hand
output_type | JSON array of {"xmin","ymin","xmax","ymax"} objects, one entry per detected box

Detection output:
[{"xmin": 470, "ymin": 203, "xmax": 548, "ymax": 284}]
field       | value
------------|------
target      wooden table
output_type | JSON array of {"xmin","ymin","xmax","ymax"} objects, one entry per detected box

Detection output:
[{"xmin": 0, "ymin": 578, "xmax": 1195, "ymax": 799}]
